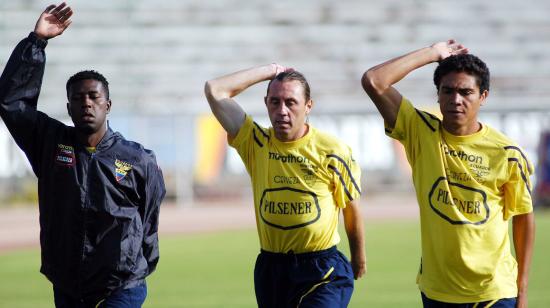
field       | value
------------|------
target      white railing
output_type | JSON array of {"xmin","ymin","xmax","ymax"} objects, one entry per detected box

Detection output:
[{"xmin": 1, "ymin": 108, "xmax": 549, "ymax": 206}]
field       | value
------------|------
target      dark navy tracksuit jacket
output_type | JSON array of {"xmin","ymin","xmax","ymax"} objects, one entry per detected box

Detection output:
[{"xmin": 0, "ymin": 33, "xmax": 166, "ymax": 303}]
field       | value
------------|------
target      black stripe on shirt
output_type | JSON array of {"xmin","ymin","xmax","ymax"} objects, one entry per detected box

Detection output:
[
  {"xmin": 425, "ymin": 112, "xmax": 441, "ymax": 122},
  {"xmin": 253, "ymin": 122, "xmax": 270, "ymax": 140},
  {"xmin": 415, "ymin": 109, "xmax": 436, "ymax": 132},
  {"xmin": 253, "ymin": 129, "xmax": 264, "ymax": 147},
  {"xmin": 328, "ymin": 164, "xmax": 354, "ymax": 201},
  {"xmin": 508, "ymin": 158, "xmax": 532, "ymax": 196},
  {"xmin": 504, "ymin": 146, "xmax": 532, "ymax": 173},
  {"xmin": 326, "ymin": 154, "xmax": 361, "ymax": 194}
]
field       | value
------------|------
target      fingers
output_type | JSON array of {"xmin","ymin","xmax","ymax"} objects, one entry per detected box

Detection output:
[
  {"xmin": 44, "ymin": 4, "xmax": 56, "ymax": 14},
  {"xmin": 47, "ymin": 2, "xmax": 73, "ymax": 24},
  {"xmin": 50, "ymin": 2, "xmax": 67, "ymax": 15},
  {"xmin": 62, "ymin": 19, "xmax": 73, "ymax": 29},
  {"xmin": 354, "ymin": 267, "xmax": 366, "ymax": 280},
  {"xmin": 271, "ymin": 63, "xmax": 286, "ymax": 76},
  {"xmin": 446, "ymin": 39, "xmax": 469, "ymax": 55},
  {"xmin": 57, "ymin": 7, "xmax": 73, "ymax": 23},
  {"xmin": 352, "ymin": 262, "xmax": 367, "ymax": 280}
]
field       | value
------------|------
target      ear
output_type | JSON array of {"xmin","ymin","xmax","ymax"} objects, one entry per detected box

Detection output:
[
  {"xmin": 106, "ymin": 99, "xmax": 112, "ymax": 114},
  {"xmin": 305, "ymin": 99, "xmax": 313, "ymax": 114},
  {"xmin": 479, "ymin": 90, "xmax": 489, "ymax": 106},
  {"xmin": 264, "ymin": 96, "xmax": 268, "ymax": 107},
  {"xmin": 66, "ymin": 102, "xmax": 71, "ymax": 117}
]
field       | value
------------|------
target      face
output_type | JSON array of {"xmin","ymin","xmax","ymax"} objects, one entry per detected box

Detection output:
[
  {"xmin": 67, "ymin": 79, "xmax": 111, "ymax": 135},
  {"xmin": 438, "ymin": 71, "xmax": 488, "ymax": 135},
  {"xmin": 265, "ymin": 80, "xmax": 312, "ymax": 142}
]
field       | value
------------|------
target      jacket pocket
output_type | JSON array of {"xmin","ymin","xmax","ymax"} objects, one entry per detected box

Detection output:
[{"xmin": 117, "ymin": 213, "xmax": 144, "ymax": 274}]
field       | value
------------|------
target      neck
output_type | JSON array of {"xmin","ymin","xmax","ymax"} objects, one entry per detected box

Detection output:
[
  {"xmin": 76, "ymin": 126, "xmax": 107, "ymax": 147},
  {"xmin": 276, "ymin": 124, "xmax": 309, "ymax": 142},
  {"xmin": 443, "ymin": 121, "xmax": 481, "ymax": 136}
]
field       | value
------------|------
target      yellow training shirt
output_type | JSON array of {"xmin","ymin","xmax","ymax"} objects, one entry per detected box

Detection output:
[
  {"xmin": 229, "ymin": 115, "xmax": 361, "ymax": 253},
  {"xmin": 387, "ymin": 98, "xmax": 533, "ymax": 303}
]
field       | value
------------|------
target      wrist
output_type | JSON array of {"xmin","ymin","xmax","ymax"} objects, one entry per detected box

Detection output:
[
  {"xmin": 33, "ymin": 31, "xmax": 47, "ymax": 40},
  {"xmin": 28, "ymin": 32, "xmax": 48, "ymax": 48},
  {"xmin": 426, "ymin": 46, "xmax": 444, "ymax": 62}
]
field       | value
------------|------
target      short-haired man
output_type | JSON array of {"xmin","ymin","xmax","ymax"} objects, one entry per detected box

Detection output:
[
  {"xmin": 362, "ymin": 40, "xmax": 535, "ymax": 307},
  {"xmin": 205, "ymin": 65, "xmax": 366, "ymax": 307},
  {"xmin": 0, "ymin": 3, "xmax": 166, "ymax": 307}
]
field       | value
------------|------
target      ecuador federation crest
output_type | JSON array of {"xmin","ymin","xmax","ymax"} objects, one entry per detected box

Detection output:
[{"xmin": 115, "ymin": 159, "xmax": 133, "ymax": 182}]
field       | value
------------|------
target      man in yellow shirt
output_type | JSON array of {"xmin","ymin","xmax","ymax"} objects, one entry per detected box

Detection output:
[
  {"xmin": 362, "ymin": 41, "xmax": 535, "ymax": 307},
  {"xmin": 205, "ymin": 64, "xmax": 366, "ymax": 307}
]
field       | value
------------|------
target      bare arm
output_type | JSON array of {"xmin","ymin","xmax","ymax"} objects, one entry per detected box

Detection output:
[
  {"xmin": 204, "ymin": 64, "xmax": 289, "ymax": 138},
  {"xmin": 342, "ymin": 199, "xmax": 366, "ymax": 280},
  {"xmin": 513, "ymin": 212, "xmax": 535, "ymax": 308},
  {"xmin": 361, "ymin": 40, "xmax": 467, "ymax": 128}
]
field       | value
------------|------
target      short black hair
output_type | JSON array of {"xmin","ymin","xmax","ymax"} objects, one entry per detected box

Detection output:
[
  {"xmin": 66, "ymin": 70, "xmax": 110, "ymax": 99},
  {"xmin": 266, "ymin": 71, "xmax": 311, "ymax": 101},
  {"xmin": 433, "ymin": 54, "xmax": 490, "ymax": 94}
]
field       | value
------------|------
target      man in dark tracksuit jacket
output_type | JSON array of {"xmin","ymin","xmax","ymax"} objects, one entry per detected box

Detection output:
[{"xmin": 0, "ymin": 4, "xmax": 166, "ymax": 307}]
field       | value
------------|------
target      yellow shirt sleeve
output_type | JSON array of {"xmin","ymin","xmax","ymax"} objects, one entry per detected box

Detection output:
[
  {"xmin": 228, "ymin": 115, "xmax": 255, "ymax": 173},
  {"xmin": 503, "ymin": 147, "xmax": 534, "ymax": 219},
  {"xmin": 328, "ymin": 148, "xmax": 362, "ymax": 208},
  {"xmin": 386, "ymin": 98, "xmax": 422, "ymax": 165}
]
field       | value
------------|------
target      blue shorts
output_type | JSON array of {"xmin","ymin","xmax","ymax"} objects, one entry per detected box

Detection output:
[
  {"xmin": 421, "ymin": 292, "xmax": 517, "ymax": 308},
  {"xmin": 53, "ymin": 282, "xmax": 147, "ymax": 308},
  {"xmin": 254, "ymin": 246, "xmax": 354, "ymax": 308}
]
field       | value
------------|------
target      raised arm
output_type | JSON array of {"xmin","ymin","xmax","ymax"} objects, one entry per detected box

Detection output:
[
  {"xmin": 0, "ymin": 3, "xmax": 73, "ymax": 172},
  {"xmin": 342, "ymin": 199, "xmax": 366, "ymax": 280},
  {"xmin": 361, "ymin": 40, "xmax": 468, "ymax": 128},
  {"xmin": 204, "ymin": 64, "xmax": 289, "ymax": 138},
  {"xmin": 513, "ymin": 212, "xmax": 535, "ymax": 308},
  {"xmin": 0, "ymin": 2, "xmax": 73, "ymax": 111}
]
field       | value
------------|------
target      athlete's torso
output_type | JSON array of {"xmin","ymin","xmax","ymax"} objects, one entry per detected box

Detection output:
[{"xmin": 230, "ymin": 115, "xmax": 361, "ymax": 253}]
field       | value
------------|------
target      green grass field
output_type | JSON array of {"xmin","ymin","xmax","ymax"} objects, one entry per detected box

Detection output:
[{"xmin": 1, "ymin": 211, "xmax": 549, "ymax": 307}]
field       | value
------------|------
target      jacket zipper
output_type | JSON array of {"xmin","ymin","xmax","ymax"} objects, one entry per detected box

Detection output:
[{"xmin": 77, "ymin": 150, "xmax": 94, "ymax": 301}]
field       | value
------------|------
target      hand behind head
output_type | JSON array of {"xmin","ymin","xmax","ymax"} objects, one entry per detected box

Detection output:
[{"xmin": 432, "ymin": 39, "xmax": 469, "ymax": 61}]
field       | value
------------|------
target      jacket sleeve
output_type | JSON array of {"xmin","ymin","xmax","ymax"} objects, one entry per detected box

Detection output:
[
  {"xmin": 140, "ymin": 150, "xmax": 166, "ymax": 274},
  {"xmin": 0, "ymin": 32, "xmax": 51, "ymax": 176}
]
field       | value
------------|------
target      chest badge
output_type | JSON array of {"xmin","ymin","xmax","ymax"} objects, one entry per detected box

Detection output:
[
  {"xmin": 115, "ymin": 159, "xmax": 133, "ymax": 182},
  {"xmin": 55, "ymin": 144, "xmax": 75, "ymax": 166}
]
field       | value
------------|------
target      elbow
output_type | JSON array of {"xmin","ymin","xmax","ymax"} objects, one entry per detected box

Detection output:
[
  {"xmin": 204, "ymin": 80, "xmax": 215, "ymax": 101},
  {"xmin": 204, "ymin": 80, "xmax": 229, "ymax": 103},
  {"xmin": 361, "ymin": 70, "xmax": 388, "ymax": 97}
]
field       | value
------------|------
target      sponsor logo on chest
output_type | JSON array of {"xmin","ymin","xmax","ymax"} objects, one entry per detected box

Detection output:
[
  {"xmin": 55, "ymin": 144, "xmax": 75, "ymax": 166},
  {"xmin": 428, "ymin": 177, "xmax": 489, "ymax": 225},
  {"xmin": 259, "ymin": 187, "xmax": 321, "ymax": 230}
]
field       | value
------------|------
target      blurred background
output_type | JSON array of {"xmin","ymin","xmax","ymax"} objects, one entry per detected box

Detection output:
[
  {"xmin": 1, "ymin": 0, "xmax": 550, "ymax": 307},
  {"xmin": 1, "ymin": 0, "xmax": 549, "ymax": 206}
]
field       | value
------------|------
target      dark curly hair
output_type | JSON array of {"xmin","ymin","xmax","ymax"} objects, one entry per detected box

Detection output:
[
  {"xmin": 66, "ymin": 70, "xmax": 110, "ymax": 99},
  {"xmin": 266, "ymin": 71, "xmax": 311, "ymax": 101},
  {"xmin": 433, "ymin": 54, "xmax": 490, "ymax": 94}
]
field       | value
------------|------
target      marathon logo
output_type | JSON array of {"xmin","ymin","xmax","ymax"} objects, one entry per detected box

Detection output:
[
  {"xmin": 268, "ymin": 152, "xmax": 310, "ymax": 164},
  {"xmin": 442, "ymin": 145, "xmax": 483, "ymax": 164},
  {"xmin": 115, "ymin": 159, "xmax": 133, "ymax": 182},
  {"xmin": 55, "ymin": 144, "xmax": 75, "ymax": 167},
  {"xmin": 259, "ymin": 187, "xmax": 320, "ymax": 230},
  {"xmin": 428, "ymin": 177, "xmax": 489, "ymax": 225}
]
